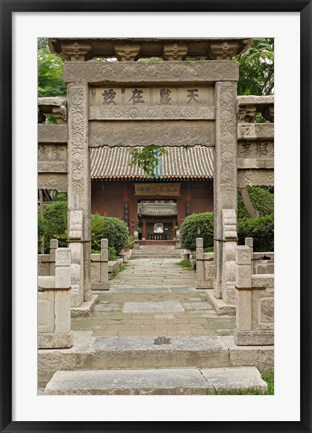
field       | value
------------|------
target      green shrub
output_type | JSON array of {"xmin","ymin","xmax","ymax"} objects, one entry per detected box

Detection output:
[
  {"xmin": 238, "ymin": 187, "xmax": 274, "ymax": 219},
  {"xmin": 90, "ymin": 213, "xmax": 128, "ymax": 255},
  {"xmin": 180, "ymin": 212, "xmax": 214, "ymax": 251},
  {"xmin": 238, "ymin": 214, "xmax": 274, "ymax": 251},
  {"xmin": 108, "ymin": 247, "xmax": 117, "ymax": 261},
  {"xmin": 40, "ymin": 201, "xmax": 67, "ymax": 252}
]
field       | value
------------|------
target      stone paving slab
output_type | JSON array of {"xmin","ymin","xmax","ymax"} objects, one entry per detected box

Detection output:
[
  {"xmin": 44, "ymin": 368, "xmax": 213, "ymax": 395},
  {"xmin": 201, "ymin": 367, "xmax": 268, "ymax": 392},
  {"xmin": 123, "ymin": 301, "xmax": 185, "ymax": 313},
  {"xmin": 44, "ymin": 366, "xmax": 267, "ymax": 395}
]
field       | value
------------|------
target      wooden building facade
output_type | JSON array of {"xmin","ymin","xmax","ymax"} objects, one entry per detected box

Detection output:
[{"xmin": 91, "ymin": 146, "xmax": 214, "ymax": 240}]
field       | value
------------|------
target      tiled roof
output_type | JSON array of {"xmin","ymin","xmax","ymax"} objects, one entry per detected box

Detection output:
[
  {"xmin": 138, "ymin": 203, "xmax": 177, "ymax": 217},
  {"xmin": 90, "ymin": 146, "xmax": 214, "ymax": 180}
]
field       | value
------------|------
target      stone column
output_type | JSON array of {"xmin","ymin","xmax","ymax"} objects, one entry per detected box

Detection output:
[
  {"xmin": 195, "ymin": 238, "xmax": 205, "ymax": 288},
  {"xmin": 67, "ymin": 82, "xmax": 91, "ymax": 303},
  {"xmin": 100, "ymin": 238, "xmax": 109, "ymax": 290},
  {"xmin": 49, "ymin": 238, "xmax": 58, "ymax": 275},
  {"xmin": 214, "ymin": 81, "xmax": 237, "ymax": 298}
]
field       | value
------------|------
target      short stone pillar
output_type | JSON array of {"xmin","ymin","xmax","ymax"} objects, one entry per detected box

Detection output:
[
  {"xmin": 68, "ymin": 210, "xmax": 84, "ymax": 307},
  {"xmin": 221, "ymin": 209, "xmax": 238, "ymax": 304},
  {"xmin": 49, "ymin": 238, "xmax": 58, "ymax": 274},
  {"xmin": 133, "ymin": 230, "xmax": 140, "ymax": 249},
  {"xmin": 38, "ymin": 248, "xmax": 73, "ymax": 349},
  {"xmin": 195, "ymin": 238, "xmax": 214, "ymax": 289},
  {"xmin": 234, "ymin": 245, "xmax": 274, "ymax": 346},
  {"xmin": 91, "ymin": 239, "xmax": 109, "ymax": 290},
  {"xmin": 175, "ymin": 229, "xmax": 181, "ymax": 249},
  {"xmin": 245, "ymin": 237, "xmax": 253, "ymax": 254}
]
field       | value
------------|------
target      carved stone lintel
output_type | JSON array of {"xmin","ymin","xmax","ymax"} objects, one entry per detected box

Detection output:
[
  {"xmin": 208, "ymin": 41, "xmax": 239, "ymax": 60},
  {"xmin": 114, "ymin": 44, "xmax": 141, "ymax": 61},
  {"xmin": 163, "ymin": 43, "xmax": 188, "ymax": 60},
  {"xmin": 61, "ymin": 42, "xmax": 92, "ymax": 61}
]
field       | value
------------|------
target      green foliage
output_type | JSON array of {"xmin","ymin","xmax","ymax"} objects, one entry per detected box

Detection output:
[
  {"xmin": 91, "ymin": 213, "xmax": 128, "ymax": 255},
  {"xmin": 177, "ymin": 259, "xmax": 194, "ymax": 270},
  {"xmin": 108, "ymin": 247, "xmax": 117, "ymax": 261},
  {"xmin": 238, "ymin": 214, "xmax": 274, "ymax": 251},
  {"xmin": 125, "ymin": 235, "xmax": 134, "ymax": 249},
  {"xmin": 38, "ymin": 47, "xmax": 66, "ymax": 97},
  {"xmin": 235, "ymin": 38, "xmax": 274, "ymax": 96},
  {"xmin": 238, "ymin": 187, "xmax": 274, "ymax": 219},
  {"xmin": 130, "ymin": 145, "xmax": 167, "ymax": 177},
  {"xmin": 40, "ymin": 201, "xmax": 67, "ymax": 252},
  {"xmin": 180, "ymin": 212, "xmax": 214, "ymax": 251}
]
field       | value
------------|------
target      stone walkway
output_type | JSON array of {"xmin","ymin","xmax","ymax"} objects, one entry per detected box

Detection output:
[{"xmin": 72, "ymin": 258, "xmax": 235, "ymax": 337}]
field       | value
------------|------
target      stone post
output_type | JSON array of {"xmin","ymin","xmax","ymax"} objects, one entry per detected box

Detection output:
[
  {"xmin": 175, "ymin": 229, "xmax": 181, "ymax": 249},
  {"xmin": 214, "ymin": 81, "xmax": 237, "ymax": 299},
  {"xmin": 234, "ymin": 246, "xmax": 252, "ymax": 344},
  {"xmin": 133, "ymin": 230, "xmax": 140, "ymax": 249},
  {"xmin": 54, "ymin": 248, "xmax": 72, "ymax": 346},
  {"xmin": 67, "ymin": 82, "xmax": 91, "ymax": 303},
  {"xmin": 68, "ymin": 210, "xmax": 84, "ymax": 307},
  {"xmin": 38, "ymin": 247, "xmax": 73, "ymax": 349},
  {"xmin": 195, "ymin": 238, "xmax": 205, "ymax": 288},
  {"xmin": 221, "ymin": 209, "xmax": 238, "ymax": 304},
  {"xmin": 100, "ymin": 239, "xmax": 109, "ymax": 290},
  {"xmin": 49, "ymin": 238, "xmax": 58, "ymax": 274}
]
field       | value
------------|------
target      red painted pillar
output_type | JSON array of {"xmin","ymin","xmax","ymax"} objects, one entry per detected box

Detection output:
[{"xmin": 142, "ymin": 220, "xmax": 147, "ymax": 240}]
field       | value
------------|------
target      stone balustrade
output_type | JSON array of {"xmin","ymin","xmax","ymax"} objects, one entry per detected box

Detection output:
[
  {"xmin": 38, "ymin": 248, "xmax": 73, "ymax": 349},
  {"xmin": 38, "ymin": 239, "xmax": 58, "ymax": 276},
  {"xmin": 234, "ymin": 245, "xmax": 274, "ymax": 346},
  {"xmin": 195, "ymin": 238, "xmax": 214, "ymax": 289},
  {"xmin": 38, "ymin": 96, "xmax": 67, "ymax": 124},
  {"xmin": 39, "ymin": 238, "xmax": 110, "ymax": 291}
]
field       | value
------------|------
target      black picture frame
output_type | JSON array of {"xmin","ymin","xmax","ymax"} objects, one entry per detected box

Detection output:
[{"xmin": 1, "ymin": 1, "xmax": 311, "ymax": 432}]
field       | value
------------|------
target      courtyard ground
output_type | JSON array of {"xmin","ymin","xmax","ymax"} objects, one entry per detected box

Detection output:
[{"xmin": 72, "ymin": 258, "xmax": 235, "ymax": 338}]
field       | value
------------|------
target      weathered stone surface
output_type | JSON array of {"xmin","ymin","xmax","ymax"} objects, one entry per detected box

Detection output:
[
  {"xmin": 67, "ymin": 82, "xmax": 92, "ymax": 303},
  {"xmin": 93, "ymin": 335, "xmax": 229, "ymax": 369},
  {"xmin": 123, "ymin": 301, "xmax": 185, "ymax": 313},
  {"xmin": 89, "ymin": 105, "xmax": 216, "ymax": 120},
  {"xmin": 237, "ymin": 169, "xmax": 274, "ymax": 187},
  {"xmin": 201, "ymin": 366, "xmax": 267, "ymax": 391},
  {"xmin": 237, "ymin": 158, "xmax": 274, "ymax": 169},
  {"xmin": 237, "ymin": 95, "xmax": 274, "ymax": 106},
  {"xmin": 38, "ymin": 161, "xmax": 67, "ymax": 173},
  {"xmin": 38, "ymin": 173, "xmax": 68, "ymax": 192},
  {"xmin": 251, "ymin": 275, "xmax": 274, "ymax": 288},
  {"xmin": 214, "ymin": 81, "xmax": 237, "ymax": 300},
  {"xmin": 38, "ymin": 291, "xmax": 55, "ymax": 333},
  {"xmin": 234, "ymin": 329, "xmax": 274, "ymax": 346},
  {"xmin": 89, "ymin": 120, "xmax": 215, "ymax": 148},
  {"xmin": 38, "ymin": 332, "xmax": 73, "ymax": 349},
  {"xmin": 64, "ymin": 60, "xmax": 239, "ymax": 84},
  {"xmin": 38, "ymin": 124, "xmax": 68, "ymax": 143},
  {"xmin": 238, "ymin": 123, "xmax": 274, "ymax": 140},
  {"xmin": 38, "ymin": 276, "xmax": 55, "ymax": 289},
  {"xmin": 222, "ymin": 336, "xmax": 274, "ymax": 373},
  {"xmin": 44, "ymin": 368, "xmax": 213, "ymax": 395},
  {"xmin": 71, "ymin": 294, "xmax": 99, "ymax": 317}
]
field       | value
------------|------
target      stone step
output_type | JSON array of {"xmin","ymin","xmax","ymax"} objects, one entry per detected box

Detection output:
[{"xmin": 44, "ymin": 366, "xmax": 267, "ymax": 395}]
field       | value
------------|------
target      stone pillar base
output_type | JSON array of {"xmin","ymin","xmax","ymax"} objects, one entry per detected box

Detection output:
[
  {"xmin": 92, "ymin": 282, "xmax": 109, "ymax": 291},
  {"xmin": 38, "ymin": 331, "xmax": 73, "ymax": 349},
  {"xmin": 196, "ymin": 278, "xmax": 214, "ymax": 289},
  {"xmin": 234, "ymin": 330, "xmax": 274, "ymax": 346}
]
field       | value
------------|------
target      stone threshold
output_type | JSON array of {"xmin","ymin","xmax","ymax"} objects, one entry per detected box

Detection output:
[{"xmin": 44, "ymin": 366, "xmax": 267, "ymax": 395}]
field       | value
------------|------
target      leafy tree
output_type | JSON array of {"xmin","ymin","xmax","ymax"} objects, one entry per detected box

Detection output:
[
  {"xmin": 38, "ymin": 47, "xmax": 66, "ymax": 97},
  {"xmin": 235, "ymin": 38, "xmax": 274, "ymax": 96},
  {"xmin": 130, "ymin": 146, "xmax": 167, "ymax": 177},
  {"xmin": 237, "ymin": 187, "xmax": 274, "ymax": 219}
]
